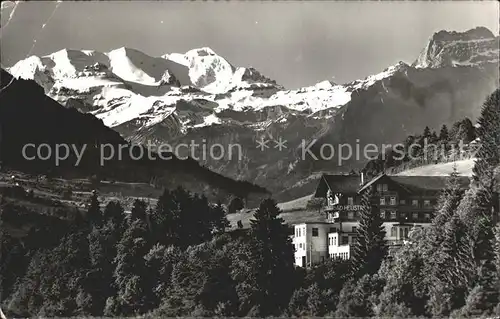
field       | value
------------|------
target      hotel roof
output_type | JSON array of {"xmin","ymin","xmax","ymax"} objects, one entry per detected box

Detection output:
[
  {"xmin": 314, "ymin": 173, "xmax": 471, "ymax": 197},
  {"xmin": 314, "ymin": 174, "xmax": 362, "ymax": 198}
]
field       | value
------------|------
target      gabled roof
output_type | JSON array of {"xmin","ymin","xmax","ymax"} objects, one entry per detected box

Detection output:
[
  {"xmin": 357, "ymin": 173, "xmax": 386, "ymax": 194},
  {"xmin": 316, "ymin": 173, "xmax": 472, "ymax": 198},
  {"xmin": 357, "ymin": 174, "xmax": 471, "ymax": 194},
  {"xmin": 314, "ymin": 174, "xmax": 362, "ymax": 198}
]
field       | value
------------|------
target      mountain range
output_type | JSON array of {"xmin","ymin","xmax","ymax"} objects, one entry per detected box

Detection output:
[
  {"xmin": 0, "ymin": 69, "xmax": 268, "ymax": 203},
  {"xmin": 8, "ymin": 26, "xmax": 500, "ymax": 201}
]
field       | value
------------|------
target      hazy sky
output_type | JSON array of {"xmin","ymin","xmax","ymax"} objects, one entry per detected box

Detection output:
[{"xmin": 1, "ymin": 1, "xmax": 498, "ymax": 88}]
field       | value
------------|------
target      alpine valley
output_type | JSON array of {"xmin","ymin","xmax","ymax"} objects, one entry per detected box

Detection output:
[{"xmin": 8, "ymin": 26, "xmax": 500, "ymax": 201}]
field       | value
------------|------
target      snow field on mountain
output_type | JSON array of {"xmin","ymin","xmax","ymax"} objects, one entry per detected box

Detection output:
[{"xmin": 9, "ymin": 27, "xmax": 499, "ymax": 135}]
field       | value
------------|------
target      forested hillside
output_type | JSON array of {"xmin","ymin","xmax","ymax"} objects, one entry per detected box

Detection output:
[
  {"xmin": 363, "ymin": 117, "xmax": 478, "ymax": 176},
  {"xmin": 1, "ymin": 89, "xmax": 499, "ymax": 317}
]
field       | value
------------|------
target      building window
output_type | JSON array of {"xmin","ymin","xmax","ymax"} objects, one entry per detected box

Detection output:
[
  {"xmin": 380, "ymin": 197, "xmax": 386, "ymax": 205},
  {"xmin": 390, "ymin": 196, "xmax": 397, "ymax": 205},
  {"xmin": 352, "ymin": 226, "xmax": 357, "ymax": 233},
  {"xmin": 312, "ymin": 228, "xmax": 319, "ymax": 237},
  {"xmin": 412, "ymin": 212, "xmax": 418, "ymax": 220},
  {"xmin": 400, "ymin": 199, "xmax": 406, "ymax": 205},
  {"xmin": 424, "ymin": 200, "xmax": 431, "ymax": 207},
  {"xmin": 348, "ymin": 211, "xmax": 354, "ymax": 219},
  {"xmin": 376, "ymin": 184, "xmax": 383, "ymax": 192},
  {"xmin": 342, "ymin": 236, "xmax": 349, "ymax": 245},
  {"xmin": 391, "ymin": 227, "xmax": 397, "ymax": 237},
  {"xmin": 348, "ymin": 197, "xmax": 354, "ymax": 205},
  {"xmin": 412, "ymin": 199, "xmax": 419, "ymax": 207},
  {"xmin": 400, "ymin": 212, "xmax": 407, "ymax": 219},
  {"xmin": 329, "ymin": 227, "xmax": 336, "ymax": 233},
  {"xmin": 425, "ymin": 213, "xmax": 431, "ymax": 220},
  {"xmin": 380, "ymin": 209, "xmax": 386, "ymax": 219},
  {"xmin": 390, "ymin": 210, "xmax": 397, "ymax": 219},
  {"xmin": 298, "ymin": 228, "xmax": 301, "ymax": 237},
  {"xmin": 334, "ymin": 236, "xmax": 337, "ymax": 246},
  {"xmin": 403, "ymin": 227, "xmax": 410, "ymax": 238},
  {"xmin": 383, "ymin": 184, "xmax": 389, "ymax": 191}
]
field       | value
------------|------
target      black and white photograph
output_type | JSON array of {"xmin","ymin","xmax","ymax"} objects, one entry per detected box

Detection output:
[{"xmin": 0, "ymin": 0, "xmax": 499, "ymax": 317}]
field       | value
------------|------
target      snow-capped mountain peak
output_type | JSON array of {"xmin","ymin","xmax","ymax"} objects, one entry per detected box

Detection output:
[
  {"xmin": 161, "ymin": 47, "xmax": 238, "ymax": 94},
  {"xmin": 5, "ymin": 27, "xmax": 499, "ymax": 197}
]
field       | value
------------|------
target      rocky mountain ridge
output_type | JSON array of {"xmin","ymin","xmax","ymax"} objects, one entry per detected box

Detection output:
[{"xmin": 8, "ymin": 27, "xmax": 500, "ymax": 201}]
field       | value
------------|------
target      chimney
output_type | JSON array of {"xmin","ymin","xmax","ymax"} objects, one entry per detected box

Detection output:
[{"xmin": 360, "ymin": 172, "xmax": 365, "ymax": 185}]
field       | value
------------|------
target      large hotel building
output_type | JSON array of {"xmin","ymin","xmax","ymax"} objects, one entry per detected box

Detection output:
[{"xmin": 292, "ymin": 173, "xmax": 495, "ymax": 267}]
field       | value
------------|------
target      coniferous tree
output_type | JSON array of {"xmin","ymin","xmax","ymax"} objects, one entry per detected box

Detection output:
[
  {"xmin": 440, "ymin": 124, "xmax": 449, "ymax": 142},
  {"xmin": 455, "ymin": 89, "xmax": 500, "ymax": 316},
  {"xmin": 430, "ymin": 131, "xmax": 439, "ymax": 143},
  {"xmin": 430, "ymin": 165, "xmax": 463, "ymax": 240},
  {"xmin": 458, "ymin": 212, "xmax": 499, "ymax": 317},
  {"xmin": 210, "ymin": 201, "xmax": 230, "ymax": 235},
  {"xmin": 423, "ymin": 126, "xmax": 432, "ymax": 139},
  {"xmin": 427, "ymin": 214, "xmax": 471, "ymax": 316},
  {"xmin": 103, "ymin": 201, "xmax": 125, "ymax": 229},
  {"xmin": 495, "ymin": 226, "xmax": 500, "ymax": 314},
  {"xmin": 86, "ymin": 191, "xmax": 102, "ymax": 226},
  {"xmin": 228, "ymin": 196, "xmax": 244, "ymax": 214},
  {"xmin": 378, "ymin": 228, "xmax": 429, "ymax": 317},
  {"xmin": 188, "ymin": 193, "xmax": 212, "ymax": 245},
  {"xmin": 473, "ymin": 89, "xmax": 500, "ymax": 194},
  {"xmin": 85, "ymin": 215, "xmax": 123, "ymax": 315},
  {"xmin": 130, "ymin": 199, "xmax": 147, "ymax": 223},
  {"xmin": 110, "ymin": 218, "xmax": 150, "ymax": 316},
  {"xmin": 334, "ymin": 274, "xmax": 383, "ymax": 318},
  {"xmin": 143, "ymin": 243, "xmax": 182, "ymax": 309},
  {"xmin": 286, "ymin": 258, "xmax": 350, "ymax": 317},
  {"xmin": 451, "ymin": 118, "xmax": 476, "ymax": 144},
  {"xmin": 286, "ymin": 285, "xmax": 316, "ymax": 317},
  {"xmin": 155, "ymin": 237, "xmax": 239, "ymax": 317},
  {"xmin": 248, "ymin": 198, "xmax": 295, "ymax": 316},
  {"xmin": 495, "ymin": 225, "xmax": 500, "ymax": 285},
  {"xmin": 150, "ymin": 189, "xmax": 179, "ymax": 246},
  {"xmin": 350, "ymin": 187, "xmax": 387, "ymax": 278},
  {"xmin": 425, "ymin": 166, "xmax": 468, "ymax": 315},
  {"xmin": 9, "ymin": 229, "xmax": 91, "ymax": 317}
]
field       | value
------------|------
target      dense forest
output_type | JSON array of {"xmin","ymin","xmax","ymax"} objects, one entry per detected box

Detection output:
[{"xmin": 1, "ymin": 89, "xmax": 499, "ymax": 317}]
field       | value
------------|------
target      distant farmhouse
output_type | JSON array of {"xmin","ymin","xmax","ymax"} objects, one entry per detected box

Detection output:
[{"xmin": 292, "ymin": 173, "xmax": 491, "ymax": 268}]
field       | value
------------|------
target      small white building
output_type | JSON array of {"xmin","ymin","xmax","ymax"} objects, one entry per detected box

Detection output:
[
  {"xmin": 292, "ymin": 222, "xmax": 333, "ymax": 267},
  {"xmin": 328, "ymin": 231, "xmax": 356, "ymax": 260},
  {"xmin": 292, "ymin": 222, "xmax": 359, "ymax": 267}
]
